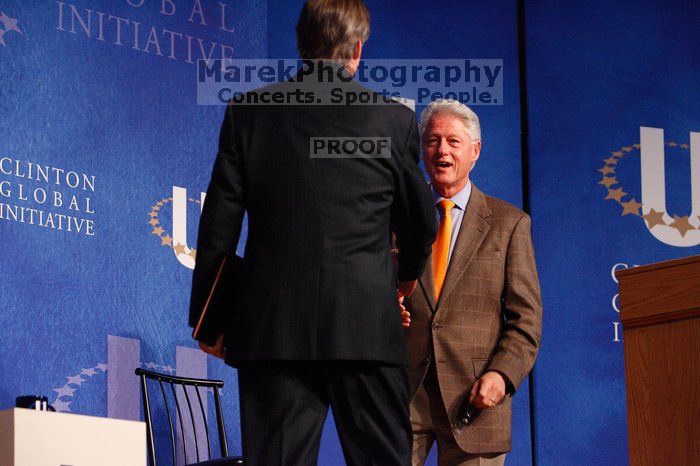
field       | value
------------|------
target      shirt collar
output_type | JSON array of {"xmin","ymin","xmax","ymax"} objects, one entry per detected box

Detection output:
[{"xmin": 433, "ymin": 181, "xmax": 472, "ymax": 211}]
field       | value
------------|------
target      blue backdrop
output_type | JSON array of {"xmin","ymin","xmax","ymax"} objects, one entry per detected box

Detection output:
[
  {"xmin": 525, "ymin": 1, "xmax": 700, "ymax": 465},
  {"xmin": 1, "ymin": 0, "xmax": 698, "ymax": 465}
]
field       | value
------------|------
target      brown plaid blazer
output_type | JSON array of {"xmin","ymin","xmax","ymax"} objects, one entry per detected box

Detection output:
[{"xmin": 404, "ymin": 184, "xmax": 542, "ymax": 454}]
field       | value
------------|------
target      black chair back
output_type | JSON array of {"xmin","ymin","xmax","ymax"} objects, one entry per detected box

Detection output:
[{"xmin": 135, "ymin": 368, "xmax": 241, "ymax": 465}]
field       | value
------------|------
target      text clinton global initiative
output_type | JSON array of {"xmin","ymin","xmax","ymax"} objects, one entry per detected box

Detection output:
[{"xmin": 0, "ymin": 158, "xmax": 96, "ymax": 237}]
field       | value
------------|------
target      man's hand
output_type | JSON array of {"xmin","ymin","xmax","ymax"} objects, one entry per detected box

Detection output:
[
  {"xmin": 469, "ymin": 371, "xmax": 506, "ymax": 409},
  {"xmin": 398, "ymin": 279, "xmax": 417, "ymax": 298},
  {"xmin": 392, "ymin": 248, "xmax": 416, "ymax": 326},
  {"xmin": 390, "ymin": 248, "xmax": 399, "ymax": 268},
  {"xmin": 198, "ymin": 334, "xmax": 225, "ymax": 359},
  {"xmin": 398, "ymin": 292, "xmax": 411, "ymax": 327}
]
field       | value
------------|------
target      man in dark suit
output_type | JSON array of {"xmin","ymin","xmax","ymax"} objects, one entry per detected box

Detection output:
[{"xmin": 188, "ymin": 1, "xmax": 436, "ymax": 465}]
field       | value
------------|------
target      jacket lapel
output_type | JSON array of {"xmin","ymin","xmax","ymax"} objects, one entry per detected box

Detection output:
[
  {"xmin": 435, "ymin": 185, "xmax": 492, "ymax": 311},
  {"xmin": 419, "ymin": 252, "xmax": 436, "ymax": 312}
]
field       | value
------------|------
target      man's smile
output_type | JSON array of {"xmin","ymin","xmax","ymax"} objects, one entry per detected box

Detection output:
[{"xmin": 433, "ymin": 160, "xmax": 453, "ymax": 170}]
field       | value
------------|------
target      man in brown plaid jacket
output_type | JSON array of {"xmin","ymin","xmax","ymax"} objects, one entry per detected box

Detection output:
[{"xmin": 403, "ymin": 99, "xmax": 542, "ymax": 465}]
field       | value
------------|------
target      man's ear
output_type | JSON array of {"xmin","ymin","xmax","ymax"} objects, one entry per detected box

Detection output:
[
  {"xmin": 353, "ymin": 39, "xmax": 363, "ymax": 61},
  {"xmin": 470, "ymin": 139, "xmax": 482, "ymax": 172},
  {"xmin": 345, "ymin": 40, "xmax": 363, "ymax": 76},
  {"xmin": 472, "ymin": 140, "xmax": 482, "ymax": 162}
]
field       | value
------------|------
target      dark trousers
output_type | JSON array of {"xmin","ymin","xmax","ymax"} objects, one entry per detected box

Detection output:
[{"xmin": 237, "ymin": 361, "xmax": 412, "ymax": 466}]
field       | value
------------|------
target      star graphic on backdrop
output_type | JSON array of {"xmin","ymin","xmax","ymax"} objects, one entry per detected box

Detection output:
[
  {"xmin": 174, "ymin": 243, "xmax": 186, "ymax": 255},
  {"xmin": 598, "ymin": 165, "xmax": 615, "ymax": 175},
  {"xmin": 148, "ymin": 218, "xmax": 159, "ymax": 227},
  {"xmin": 53, "ymin": 385, "xmax": 76, "ymax": 398},
  {"xmin": 161, "ymin": 235, "xmax": 172, "ymax": 246},
  {"xmin": 620, "ymin": 198, "xmax": 642, "ymax": 216},
  {"xmin": 632, "ymin": 143, "xmax": 640, "ymax": 149},
  {"xmin": 605, "ymin": 187, "xmax": 627, "ymax": 202},
  {"xmin": 612, "ymin": 151, "xmax": 623, "ymax": 157},
  {"xmin": 152, "ymin": 226, "xmax": 164, "ymax": 236},
  {"xmin": 0, "ymin": 30, "xmax": 6, "ymax": 47},
  {"xmin": 598, "ymin": 176, "xmax": 618, "ymax": 188},
  {"xmin": 156, "ymin": 201, "xmax": 164, "ymax": 207},
  {"xmin": 153, "ymin": 206, "xmax": 160, "ymax": 211},
  {"xmin": 80, "ymin": 368, "xmax": 97, "ymax": 377},
  {"xmin": 52, "ymin": 399, "xmax": 72, "ymax": 413},
  {"xmin": 149, "ymin": 211, "xmax": 158, "ymax": 218},
  {"xmin": 642, "ymin": 208, "xmax": 666, "ymax": 229},
  {"xmin": 163, "ymin": 365, "xmax": 175, "ymax": 373},
  {"xmin": 96, "ymin": 363, "xmax": 108, "ymax": 372},
  {"xmin": 66, "ymin": 375, "xmax": 84, "ymax": 386},
  {"xmin": 670, "ymin": 215, "xmax": 694, "ymax": 237},
  {"xmin": 667, "ymin": 142, "xmax": 677, "ymax": 147},
  {"xmin": 0, "ymin": 12, "xmax": 21, "ymax": 34},
  {"xmin": 680, "ymin": 143, "xmax": 689, "ymax": 149},
  {"xmin": 604, "ymin": 157, "xmax": 619, "ymax": 165},
  {"xmin": 145, "ymin": 362, "xmax": 159, "ymax": 369},
  {"xmin": 621, "ymin": 146, "xmax": 632, "ymax": 152}
]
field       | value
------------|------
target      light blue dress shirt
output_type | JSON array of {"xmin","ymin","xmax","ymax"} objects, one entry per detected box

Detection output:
[{"xmin": 433, "ymin": 181, "xmax": 472, "ymax": 265}]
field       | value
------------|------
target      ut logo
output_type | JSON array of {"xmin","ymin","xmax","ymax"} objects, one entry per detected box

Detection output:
[
  {"xmin": 171, "ymin": 186, "xmax": 205, "ymax": 269},
  {"xmin": 159, "ymin": 185, "xmax": 246, "ymax": 269},
  {"xmin": 148, "ymin": 186, "xmax": 205, "ymax": 270},
  {"xmin": 640, "ymin": 127, "xmax": 700, "ymax": 247}
]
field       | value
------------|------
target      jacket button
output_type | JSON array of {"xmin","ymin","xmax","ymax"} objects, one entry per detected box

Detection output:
[{"xmin": 432, "ymin": 322, "xmax": 440, "ymax": 330}]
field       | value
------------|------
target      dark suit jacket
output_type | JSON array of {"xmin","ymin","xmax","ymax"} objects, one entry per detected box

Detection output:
[
  {"xmin": 189, "ymin": 74, "xmax": 437, "ymax": 367},
  {"xmin": 405, "ymin": 185, "xmax": 542, "ymax": 453}
]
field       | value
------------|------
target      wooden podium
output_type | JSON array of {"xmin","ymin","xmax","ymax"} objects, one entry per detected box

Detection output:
[{"xmin": 616, "ymin": 255, "xmax": 700, "ymax": 466}]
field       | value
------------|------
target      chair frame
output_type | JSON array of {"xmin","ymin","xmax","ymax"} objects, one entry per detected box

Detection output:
[{"xmin": 135, "ymin": 368, "xmax": 229, "ymax": 466}]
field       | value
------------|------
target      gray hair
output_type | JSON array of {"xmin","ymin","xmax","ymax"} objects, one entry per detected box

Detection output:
[{"xmin": 419, "ymin": 99, "xmax": 481, "ymax": 143}]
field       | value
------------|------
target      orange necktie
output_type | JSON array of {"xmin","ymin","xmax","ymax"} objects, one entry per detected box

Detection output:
[{"xmin": 433, "ymin": 199, "xmax": 456, "ymax": 300}]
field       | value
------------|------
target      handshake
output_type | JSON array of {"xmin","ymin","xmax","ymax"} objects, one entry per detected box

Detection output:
[
  {"xmin": 393, "ymin": 247, "xmax": 417, "ymax": 328},
  {"xmin": 397, "ymin": 279, "xmax": 417, "ymax": 328}
]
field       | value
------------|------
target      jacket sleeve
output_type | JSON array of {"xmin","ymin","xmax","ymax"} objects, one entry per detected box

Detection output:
[
  {"xmin": 391, "ymin": 111, "xmax": 437, "ymax": 281},
  {"xmin": 488, "ymin": 214, "xmax": 543, "ymax": 392},
  {"xmin": 188, "ymin": 103, "xmax": 245, "ymax": 343}
]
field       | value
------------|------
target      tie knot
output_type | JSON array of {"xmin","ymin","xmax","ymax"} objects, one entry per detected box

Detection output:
[{"xmin": 437, "ymin": 199, "xmax": 456, "ymax": 216}]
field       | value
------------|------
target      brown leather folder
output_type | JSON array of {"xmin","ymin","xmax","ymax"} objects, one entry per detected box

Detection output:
[{"xmin": 192, "ymin": 253, "xmax": 243, "ymax": 344}]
